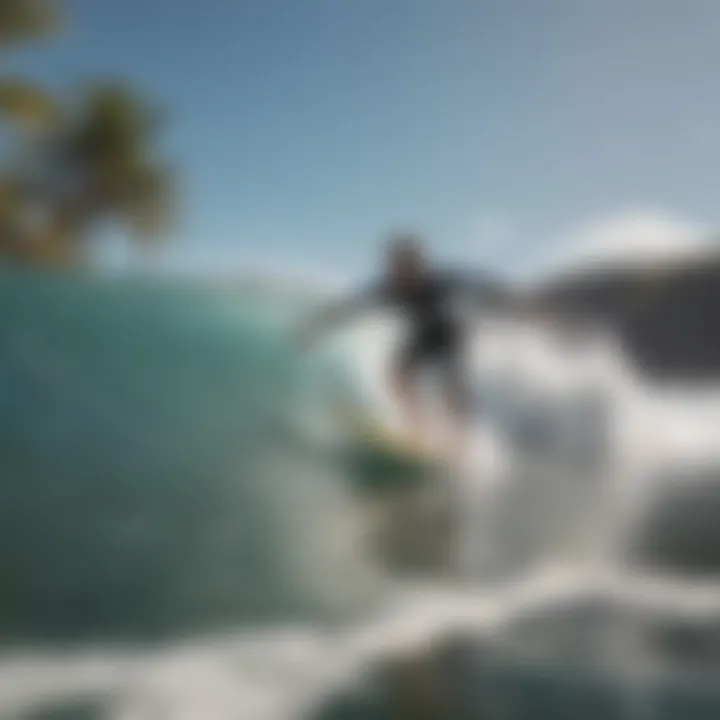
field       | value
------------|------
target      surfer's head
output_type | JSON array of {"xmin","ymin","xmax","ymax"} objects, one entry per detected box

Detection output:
[{"xmin": 386, "ymin": 233, "xmax": 426, "ymax": 283}]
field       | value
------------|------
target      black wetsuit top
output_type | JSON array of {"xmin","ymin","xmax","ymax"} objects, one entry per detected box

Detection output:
[{"xmin": 318, "ymin": 271, "xmax": 505, "ymax": 371}]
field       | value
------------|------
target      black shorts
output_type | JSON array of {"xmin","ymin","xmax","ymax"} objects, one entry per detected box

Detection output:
[{"xmin": 393, "ymin": 327, "xmax": 471, "ymax": 412}]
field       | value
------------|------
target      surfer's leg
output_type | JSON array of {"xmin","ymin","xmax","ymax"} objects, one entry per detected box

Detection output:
[
  {"xmin": 439, "ymin": 346, "xmax": 471, "ymax": 468},
  {"xmin": 390, "ymin": 343, "xmax": 428, "ymax": 450}
]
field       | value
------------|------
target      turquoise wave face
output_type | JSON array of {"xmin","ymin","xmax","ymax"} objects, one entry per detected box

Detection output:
[{"xmin": 0, "ymin": 270, "xmax": 381, "ymax": 644}]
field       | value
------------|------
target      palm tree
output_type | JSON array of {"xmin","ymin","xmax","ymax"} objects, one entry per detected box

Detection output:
[
  {"xmin": 24, "ymin": 83, "xmax": 175, "ymax": 265},
  {"xmin": 0, "ymin": 3, "xmax": 175, "ymax": 266},
  {"xmin": 0, "ymin": 0, "xmax": 61, "ymax": 130},
  {"xmin": 0, "ymin": 0, "xmax": 58, "ymax": 46},
  {"xmin": 0, "ymin": 0, "xmax": 60, "ymax": 261},
  {"xmin": 0, "ymin": 175, "xmax": 27, "ymax": 258}
]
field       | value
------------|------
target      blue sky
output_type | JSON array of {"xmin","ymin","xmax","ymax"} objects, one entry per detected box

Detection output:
[{"xmin": 8, "ymin": 0, "xmax": 720, "ymax": 279}]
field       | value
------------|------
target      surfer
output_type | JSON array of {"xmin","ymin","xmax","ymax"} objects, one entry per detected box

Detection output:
[{"xmin": 299, "ymin": 233, "xmax": 509, "ymax": 463}]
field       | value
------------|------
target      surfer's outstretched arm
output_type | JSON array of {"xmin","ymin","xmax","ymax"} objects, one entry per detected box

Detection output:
[
  {"xmin": 449, "ymin": 272, "xmax": 514, "ymax": 315},
  {"xmin": 299, "ymin": 281, "xmax": 390, "ymax": 346}
]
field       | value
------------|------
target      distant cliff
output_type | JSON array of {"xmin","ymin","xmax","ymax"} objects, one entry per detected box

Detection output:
[{"xmin": 530, "ymin": 251, "xmax": 720, "ymax": 380}]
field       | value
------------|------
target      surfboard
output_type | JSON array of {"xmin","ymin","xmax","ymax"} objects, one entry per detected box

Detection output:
[
  {"xmin": 369, "ymin": 426, "xmax": 443, "ymax": 463},
  {"xmin": 331, "ymin": 404, "xmax": 441, "ymax": 492}
]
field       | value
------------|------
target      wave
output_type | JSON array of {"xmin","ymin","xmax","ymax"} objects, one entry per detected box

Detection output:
[
  {"xmin": 0, "ymin": 269, "xmax": 382, "ymax": 643},
  {"xmin": 2, "ymin": 270, "xmax": 720, "ymax": 718}
]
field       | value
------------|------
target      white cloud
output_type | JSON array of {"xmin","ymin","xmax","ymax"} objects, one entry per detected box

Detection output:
[{"xmin": 538, "ymin": 210, "xmax": 712, "ymax": 280}]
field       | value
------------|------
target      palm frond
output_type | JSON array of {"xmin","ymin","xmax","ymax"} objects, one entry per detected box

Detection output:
[
  {"xmin": 0, "ymin": 79, "xmax": 60, "ymax": 130},
  {"xmin": 0, "ymin": 0, "xmax": 60, "ymax": 47}
]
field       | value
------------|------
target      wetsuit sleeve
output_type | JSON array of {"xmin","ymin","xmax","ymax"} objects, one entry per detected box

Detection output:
[
  {"xmin": 303, "ymin": 281, "xmax": 392, "ymax": 340},
  {"xmin": 447, "ymin": 272, "xmax": 512, "ymax": 312}
]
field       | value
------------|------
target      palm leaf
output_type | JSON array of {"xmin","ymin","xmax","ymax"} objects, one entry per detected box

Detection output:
[
  {"xmin": 123, "ymin": 163, "xmax": 175, "ymax": 240},
  {"xmin": 70, "ymin": 83, "xmax": 175, "ymax": 242},
  {"xmin": 0, "ymin": 81, "xmax": 176, "ymax": 266},
  {"xmin": 0, "ymin": 0, "xmax": 60, "ymax": 46},
  {"xmin": 0, "ymin": 79, "xmax": 60, "ymax": 130}
]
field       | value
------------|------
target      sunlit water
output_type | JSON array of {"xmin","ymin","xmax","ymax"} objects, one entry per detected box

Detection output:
[{"xmin": 1, "ymin": 271, "xmax": 719, "ymax": 718}]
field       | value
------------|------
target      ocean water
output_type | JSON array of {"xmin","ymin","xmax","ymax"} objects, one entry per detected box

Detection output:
[{"xmin": 0, "ymin": 270, "xmax": 719, "ymax": 719}]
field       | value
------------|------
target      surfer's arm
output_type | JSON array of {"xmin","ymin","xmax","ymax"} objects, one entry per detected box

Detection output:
[
  {"xmin": 299, "ymin": 282, "xmax": 390, "ymax": 345},
  {"xmin": 450, "ymin": 272, "xmax": 513, "ymax": 314}
]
